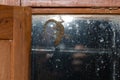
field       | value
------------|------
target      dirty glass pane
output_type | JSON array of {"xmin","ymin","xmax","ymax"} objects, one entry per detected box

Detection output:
[{"xmin": 32, "ymin": 15, "xmax": 120, "ymax": 80}]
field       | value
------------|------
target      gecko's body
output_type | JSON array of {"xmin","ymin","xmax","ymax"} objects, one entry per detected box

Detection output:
[{"xmin": 44, "ymin": 19, "xmax": 64, "ymax": 46}]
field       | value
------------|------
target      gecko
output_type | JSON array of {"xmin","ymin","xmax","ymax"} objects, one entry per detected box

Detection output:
[{"xmin": 43, "ymin": 19, "xmax": 64, "ymax": 46}]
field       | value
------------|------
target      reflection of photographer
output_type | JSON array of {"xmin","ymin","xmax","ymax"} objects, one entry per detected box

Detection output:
[{"xmin": 72, "ymin": 45, "xmax": 87, "ymax": 72}]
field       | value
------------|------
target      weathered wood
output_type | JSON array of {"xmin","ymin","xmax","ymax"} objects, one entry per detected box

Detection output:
[
  {"xmin": 22, "ymin": 0, "xmax": 120, "ymax": 7},
  {"xmin": 32, "ymin": 8, "xmax": 120, "ymax": 14},
  {"xmin": 0, "ymin": 0, "xmax": 20, "ymax": 6}
]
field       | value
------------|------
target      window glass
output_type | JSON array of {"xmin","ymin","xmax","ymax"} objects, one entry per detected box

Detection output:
[{"xmin": 32, "ymin": 15, "xmax": 120, "ymax": 80}]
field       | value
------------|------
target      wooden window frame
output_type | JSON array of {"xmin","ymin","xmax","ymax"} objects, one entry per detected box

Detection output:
[
  {"xmin": 31, "ymin": 7, "xmax": 120, "ymax": 80},
  {"xmin": 32, "ymin": 8, "xmax": 120, "ymax": 14},
  {"xmin": 22, "ymin": 0, "xmax": 120, "ymax": 7},
  {"xmin": 0, "ymin": 0, "xmax": 20, "ymax": 6},
  {"xmin": 0, "ymin": 5, "xmax": 31, "ymax": 80}
]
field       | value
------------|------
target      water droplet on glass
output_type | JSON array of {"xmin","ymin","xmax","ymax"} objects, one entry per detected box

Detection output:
[
  {"xmin": 87, "ymin": 20, "xmax": 90, "ymax": 24},
  {"xmin": 117, "ymin": 39, "xmax": 119, "ymax": 42},
  {"xmin": 68, "ymin": 27, "xmax": 72, "ymax": 30},
  {"xmin": 114, "ymin": 52, "xmax": 117, "ymax": 55},
  {"xmin": 56, "ymin": 59, "xmax": 61, "ymax": 62},
  {"xmin": 101, "ymin": 60, "xmax": 104, "ymax": 64},
  {"xmin": 56, "ymin": 65, "xmax": 58, "ymax": 68},
  {"xmin": 100, "ymin": 38, "xmax": 104, "ymax": 42},
  {"xmin": 97, "ymin": 68, "xmax": 100, "ymax": 71},
  {"xmin": 76, "ymin": 24, "xmax": 79, "ymax": 27},
  {"xmin": 67, "ymin": 23, "xmax": 70, "ymax": 26}
]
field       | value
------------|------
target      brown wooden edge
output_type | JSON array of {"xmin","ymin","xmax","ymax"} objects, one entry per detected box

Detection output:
[
  {"xmin": 23, "ymin": 7, "xmax": 32, "ymax": 80},
  {"xmin": 0, "ymin": 40, "xmax": 11, "ymax": 80},
  {"xmin": 32, "ymin": 8, "xmax": 120, "ymax": 14},
  {"xmin": 11, "ymin": 6, "xmax": 31, "ymax": 80}
]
